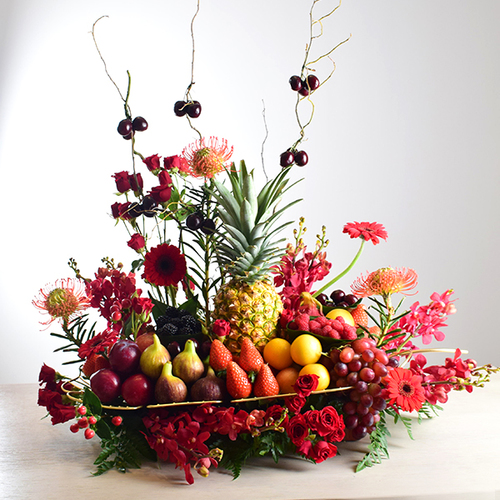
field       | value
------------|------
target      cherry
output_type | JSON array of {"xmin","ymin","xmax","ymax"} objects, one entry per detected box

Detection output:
[
  {"xmin": 307, "ymin": 74, "xmax": 320, "ymax": 91},
  {"xmin": 186, "ymin": 212, "xmax": 204, "ymax": 231},
  {"xmin": 187, "ymin": 101, "xmax": 202, "ymax": 118},
  {"xmin": 280, "ymin": 151, "xmax": 295, "ymax": 168},
  {"xmin": 122, "ymin": 132, "xmax": 134, "ymax": 140},
  {"xmin": 200, "ymin": 218, "xmax": 216, "ymax": 235},
  {"xmin": 132, "ymin": 116, "xmax": 148, "ymax": 132},
  {"xmin": 330, "ymin": 289, "xmax": 345, "ymax": 304},
  {"xmin": 315, "ymin": 293, "xmax": 329, "ymax": 305},
  {"xmin": 294, "ymin": 150, "xmax": 308, "ymax": 166},
  {"xmin": 117, "ymin": 119, "xmax": 133, "ymax": 136},
  {"xmin": 344, "ymin": 294, "xmax": 358, "ymax": 306},
  {"xmin": 174, "ymin": 100, "xmax": 188, "ymax": 117},
  {"xmin": 299, "ymin": 85, "xmax": 310, "ymax": 97},
  {"xmin": 289, "ymin": 75, "xmax": 302, "ymax": 91}
]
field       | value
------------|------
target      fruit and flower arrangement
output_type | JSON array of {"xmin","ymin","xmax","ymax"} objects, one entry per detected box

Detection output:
[{"xmin": 34, "ymin": 1, "xmax": 498, "ymax": 485}]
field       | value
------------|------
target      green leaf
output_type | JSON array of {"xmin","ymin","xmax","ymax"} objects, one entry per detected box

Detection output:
[
  {"xmin": 95, "ymin": 418, "xmax": 112, "ymax": 441},
  {"xmin": 83, "ymin": 387, "xmax": 102, "ymax": 416}
]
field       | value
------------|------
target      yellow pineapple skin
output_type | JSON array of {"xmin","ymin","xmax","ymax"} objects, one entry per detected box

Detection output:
[{"xmin": 213, "ymin": 279, "xmax": 283, "ymax": 353}]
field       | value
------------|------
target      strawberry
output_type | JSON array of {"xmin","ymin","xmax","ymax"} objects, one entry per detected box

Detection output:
[
  {"xmin": 238, "ymin": 337, "xmax": 264, "ymax": 373},
  {"xmin": 253, "ymin": 363, "xmax": 280, "ymax": 398},
  {"xmin": 226, "ymin": 361, "xmax": 252, "ymax": 399},
  {"xmin": 351, "ymin": 304, "xmax": 369, "ymax": 328},
  {"xmin": 209, "ymin": 339, "xmax": 232, "ymax": 371},
  {"xmin": 82, "ymin": 353, "xmax": 109, "ymax": 377}
]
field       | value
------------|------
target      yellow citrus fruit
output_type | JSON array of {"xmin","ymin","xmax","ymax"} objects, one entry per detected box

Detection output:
[
  {"xmin": 276, "ymin": 366, "xmax": 300, "ymax": 394},
  {"xmin": 290, "ymin": 334, "xmax": 322, "ymax": 366},
  {"xmin": 299, "ymin": 363, "xmax": 331, "ymax": 391},
  {"xmin": 263, "ymin": 338, "xmax": 293, "ymax": 370},
  {"xmin": 326, "ymin": 308, "xmax": 355, "ymax": 327}
]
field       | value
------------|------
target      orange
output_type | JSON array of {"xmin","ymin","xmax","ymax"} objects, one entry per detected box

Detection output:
[
  {"xmin": 299, "ymin": 363, "xmax": 331, "ymax": 391},
  {"xmin": 276, "ymin": 366, "xmax": 300, "ymax": 394},
  {"xmin": 326, "ymin": 308, "xmax": 355, "ymax": 327},
  {"xmin": 290, "ymin": 334, "xmax": 322, "ymax": 366},
  {"xmin": 263, "ymin": 338, "xmax": 293, "ymax": 370}
]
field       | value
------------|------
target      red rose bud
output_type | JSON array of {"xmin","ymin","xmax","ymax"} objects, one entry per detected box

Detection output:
[
  {"xmin": 143, "ymin": 154, "xmax": 161, "ymax": 174},
  {"xmin": 213, "ymin": 319, "xmax": 231, "ymax": 338},
  {"xmin": 111, "ymin": 202, "xmax": 133, "ymax": 220},
  {"xmin": 128, "ymin": 172, "xmax": 143, "ymax": 192},
  {"xmin": 112, "ymin": 171, "xmax": 131, "ymax": 193},
  {"xmin": 127, "ymin": 233, "xmax": 146, "ymax": 252},
  {"xmin": 149, "ymin": 184, "xmax": 172, "ymax": 204},
  {"xmin": 164, "ymin": 155, "xmax": 190, "ymax": 173}
]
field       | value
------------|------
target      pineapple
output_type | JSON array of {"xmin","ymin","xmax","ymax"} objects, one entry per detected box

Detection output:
[{"xmin": 210, "ymin": 161, "xmax": 300, "ymax": 352}]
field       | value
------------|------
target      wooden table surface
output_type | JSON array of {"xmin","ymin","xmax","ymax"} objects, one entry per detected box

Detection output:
[{"xmin": 1, "ymin": 378, "xmax": 499, "ymax": 500}]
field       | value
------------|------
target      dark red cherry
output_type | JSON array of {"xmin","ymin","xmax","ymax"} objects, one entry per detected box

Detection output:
[
  {"xmin": 280, "ymin": 151, "xmax": 295, "ymax": 167},
  {"xmin": 117, "ymin": 119, "xmax": 133, "ymax": 136},
  {"xmin": 186, "ymin": 212, "xmax": 204, "ymax": 231},
  {"xmin": 132, "ymin": 116, "xmax": 148, "ymax": 132},
  {"xmin": 200, "ymin": 218, "xmax": 216, "ymax": 235},
  {"xmin": 174, "ymin": 101, "xmax": 188, "ymax": 117},
  {"xmin": 294, "ymin": 150, "xmax": 308, "ymax": 167},
  {"xmin": 187, "ymin": 101, "xmax": 202, "ymax": 118},
  {"xmin": 307, "ymin": 75, "xmax": 320, "ymax": 91},
  {"xmin": 299, "ymin": 82, "xmax": 309, "ymax": 97},
  {"xmin": 289, "ymin": 75, "xmax": 302, "ymax": 91}
]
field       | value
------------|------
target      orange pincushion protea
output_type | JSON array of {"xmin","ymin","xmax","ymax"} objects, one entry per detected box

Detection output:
[
  {"xmin": 351, "ymin": 267, "xmax": 418, "ymax": 298},
  {"xmin": 33, "ymin": 278, "xmax": 91, "ymax": 327},
  {"xmin": 182, "ymin": 136, "xmax": 233, "ymax": 178}
]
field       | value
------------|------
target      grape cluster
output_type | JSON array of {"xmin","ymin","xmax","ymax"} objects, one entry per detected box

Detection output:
[
  {"xmin": 329, "ymin": 338, "xmax": 398, "ymax": 440},
  {"xmin": 317, "ymin": 289, "xmax": 358, "ymax": 309},
  {"xmin": 174, "ymin": 100, "xmax": 202, "ymax": 118},
  {"xmin": 117, "ymin": 116, "xmax": 148, "ymax": 140}
]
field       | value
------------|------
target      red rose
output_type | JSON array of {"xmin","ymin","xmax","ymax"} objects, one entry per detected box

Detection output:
[
  {"xmin": 285, "ymin": 394, "xmax": 306, "ymax": 415},
  {"xmin": 39, "ymin": 364, "xmax": 56, "ymax": 384},
  {"xmin": 113, "ymin": 171, "xmax": 131, "ymax": 193},
  {"xmin": 128, "ymin": 172, "xmax": 143, "ymax": 192},
  {"xmin": 149, "ymin": 184, "xmax": 172, "ymax": 203},
  {"xmin": 164, "ymin": 155, "xmax": 190, "ymax": 173},
  {"xmin": 303, "ymin": 409, "xmax": 321, "ymax": 432},
  {"xmin": 311, "ymin": 440, "xmax": 337, "ymax": 463},
  {"xmin": 318, "ymin": 406, "xmax": 345, "ymax": 441},
  {"xmin": 287, "ymin": 414, "xmax": 309, "ymax": 445},
  {"xmin": 265, "ymin": 404, "xmax": 288, "ymax": 427},
  {"xmin": 111, "ymin": 202, "xmax": 132, "ymax": 220},
  {"xmin": 212, "ymin": 319, "xmax": 231, "ymax": 338},
  {"xmin": 48, "ymin": 401, "xmax": 77, "ymax": 425},
  {"xmin": 127, "ymin": 233, "xmax": 145, "ymax": 252},
  {"xmin": 293, "ymin": 374, "xmax": 319, "ymax": 397},
  {"xmin": 143, "ymin": 154, "xmax": 161, "ymax": 174},
  {"xmin": 296, "ymin": 439, "xmax": 314, "ymax": 459}
]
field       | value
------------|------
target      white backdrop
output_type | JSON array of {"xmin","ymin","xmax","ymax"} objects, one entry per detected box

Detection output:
[{"xmin": 1, "ymin": 0, "xmax": 499, "ymax": 384}]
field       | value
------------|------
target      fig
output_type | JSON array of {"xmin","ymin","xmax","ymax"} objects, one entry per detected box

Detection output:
[
  {"xmin": 139, "ymin": 334, "xmax": 170, "ymax": 379},
  {"xmin": 172, "ymin": 339, "xmax": 204, "ymax": 385},
  {"xmin": 190, "ymin": 366, "xmax": 228, "ymax": 402},
  {"xmin": 154, "ymin": 361, "xmax": 187, "ymax": 403}
]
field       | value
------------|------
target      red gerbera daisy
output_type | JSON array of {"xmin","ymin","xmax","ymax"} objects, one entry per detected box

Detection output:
[
  {"xmin": 181, "ymin": 136, "xmax": 233, "ymax": 178},
  {"xmin": 384, "ymin": 367, "xmax": 426, "ymax": 412},
  {"xmin": 142, "ymin": 244, "xmax": 187, "ymax": 287},
  {"xmin": 343, "ymin": 221, "xmax": 388, "ymax": 245},
  {"xmin": 33, "ymin": 278, "xmax": 91, "ymax": 328},
  {"xmin": 351, "ymin": 267, "xmax": 418, "ymax": 298}
]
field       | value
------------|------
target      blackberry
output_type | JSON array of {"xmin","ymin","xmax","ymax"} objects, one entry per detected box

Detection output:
[
  {"xmin": 164, "ymin": 306, "xmax": 180, "ymax": 318},
  {"xmin": 178, "ymin": 309, "xmax": 192, "ymax": 318},
  {"xmin": 169, "ymin": 317, "xmax": 183, "ymax": 328},
  {"xmin": 158, "ymin": 323, "xmax": 178, "ymax": 337},
  {"xmin": 156, "ymin": 316, "xmax": 170, "ymax": 329},
  {"xmin": 178, "ymin": 326, "xmax": 194, "ymax": 336}
]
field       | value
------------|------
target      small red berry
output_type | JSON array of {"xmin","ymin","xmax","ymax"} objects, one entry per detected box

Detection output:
[
  {"xmin": 112, "ymin": 416, "xmax": 123, "ymax": 426},
  {"xmin": 111, "ymin": 310, "xmax": 122, "ymax": 322},
  {"xmin": 84, "ymin": 428, "xmax": 95, "ymax": 440},
  {"xmin": 77, "ymin": 405, "xmax": 87, "ymax": 416},
  {"xmin": 77, "ymin": 417, "xmax": 88, "ymax": 428},
  {"xmin": 88, "ymin": 416, "xmax": 97, "ymax": 425},
  {"xmin": 70, "ymin": 423, "xmax": 80, "ymax": 433}
]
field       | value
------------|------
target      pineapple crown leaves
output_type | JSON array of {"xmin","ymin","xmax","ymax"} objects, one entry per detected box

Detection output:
[{"xmin": 207, "ymin": 161, "xmax": 302, "ymax": 282}]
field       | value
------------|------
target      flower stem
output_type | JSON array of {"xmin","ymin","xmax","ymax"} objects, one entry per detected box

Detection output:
[{"xmin": 313, "ymin": 239, "xmax": 365, "ymax": 297}]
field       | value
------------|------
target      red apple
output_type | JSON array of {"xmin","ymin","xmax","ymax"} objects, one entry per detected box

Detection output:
[
  {"xmin": 90, "ymin": 368, "xmax": 121, "ymax": 403},
  {"xmin": 121, "ymin": 373, "xmax": 154, "ymax": 406},
  {"xmin": 108, "ymin": 339, "xmax": 141, "ymax": 375}
]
